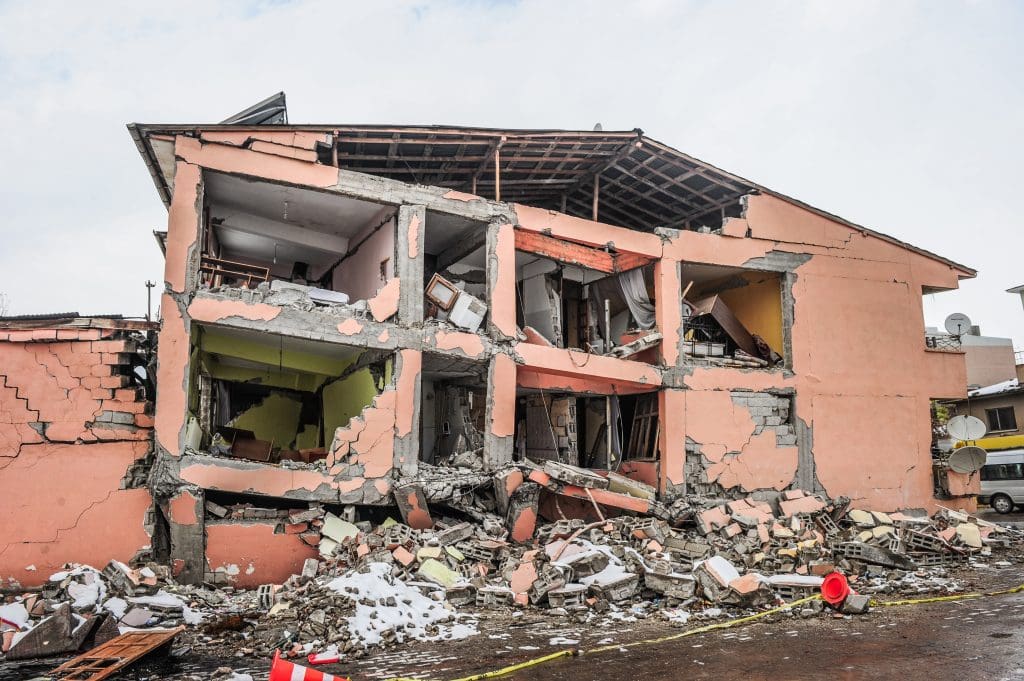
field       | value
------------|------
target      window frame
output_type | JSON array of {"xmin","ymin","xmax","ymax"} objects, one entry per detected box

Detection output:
[{"xmin": 985, "ymin": 406, "xmax": 1018, "ymax": 433}]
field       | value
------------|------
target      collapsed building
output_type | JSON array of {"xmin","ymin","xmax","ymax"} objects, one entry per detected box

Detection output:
[{"xmin": 0, "ymin": 96, "xmax": 980, "ymax": 588}]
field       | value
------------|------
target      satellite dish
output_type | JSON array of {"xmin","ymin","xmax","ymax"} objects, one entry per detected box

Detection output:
[
  {"xmin": 947, "ymin": 414, "xmax": 987, "ymax": 441},
  {"xmin": 948, "ymin": 446, "xmax": 987, "ymax": 474},
  {"xmin": 944, "ymin": 312, "xmax": 972, "ymax": 336}
]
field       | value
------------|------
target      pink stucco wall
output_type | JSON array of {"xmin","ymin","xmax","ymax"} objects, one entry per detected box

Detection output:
[{"xmin": 333, "ymin": 217, "xmax": 395, "ymax": 303}]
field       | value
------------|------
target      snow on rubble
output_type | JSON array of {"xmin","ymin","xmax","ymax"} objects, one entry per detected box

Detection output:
[{"xmin": 326, "ymin": 561, "xmax": 477, "ymax": 647}]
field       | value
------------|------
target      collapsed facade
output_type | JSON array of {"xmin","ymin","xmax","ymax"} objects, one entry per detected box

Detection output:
[{"xmin": 0, "ymin": 106, "xmax": 980, "ymax": 587}]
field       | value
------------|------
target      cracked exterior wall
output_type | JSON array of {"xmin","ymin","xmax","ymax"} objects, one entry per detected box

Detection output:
[{"xmin": 0, "ymin": 326, "xmax": 155, "ymax": 585}]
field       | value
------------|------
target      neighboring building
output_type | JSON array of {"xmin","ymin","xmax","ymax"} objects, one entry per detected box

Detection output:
[
  {"xmin": 0, "ymin": 315, "xmax": 157, "ymax": 577},
  {"xmin": 0, "ymin": 101, "xmax": 979, "ymax": 585},
  {"xmin": 946, "ymin": 378, "xmax": 1024, "ymax": 451},
  {"xmin": 925, "ymin": 327, "xmax": 1017, "ymax": 388},
  {"xmin": 1008, "ymin": 285, "xmax": 1024, "ymax": 384}
]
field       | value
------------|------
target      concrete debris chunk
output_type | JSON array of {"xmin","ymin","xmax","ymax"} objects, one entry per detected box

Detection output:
[
  {"xmin": 956, "ymin": 523, "xmax": 983, "ymax": 549},
  {"xmin": 416, "ymin": 558, "xmax": 461, "ymax": 588},
  {"xmin": 841, "ymin": 593, "xmax": 872, "ymax": 615}
]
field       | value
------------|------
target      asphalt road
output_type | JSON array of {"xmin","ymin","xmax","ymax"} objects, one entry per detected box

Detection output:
[
  {"xmin": 977, "ymin": 506, "xmax": 1024, "ymax": 526},
  {"xmin": 504, "ymin": 592, "xmax": 1024, "ymax": 681}
]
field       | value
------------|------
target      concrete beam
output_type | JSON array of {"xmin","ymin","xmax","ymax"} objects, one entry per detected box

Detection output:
[{"xmin": 174, "ymin": 136, "xmax": 516, "ymax": 224}]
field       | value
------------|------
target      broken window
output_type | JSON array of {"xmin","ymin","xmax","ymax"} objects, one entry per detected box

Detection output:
[
  {"xmin": 515, "ymin": 250, "xmax": 659, "ymax": 359},
  {"xmin": 513, "ymin": 389, "xmax": 660, "ymax": 472},
  {"xmin": 199, "ymin": 171, "xmax": 395, "ymax": 310},
  {"xmin": 679, "ymin": 263, "xmax": 786, "ymax": 368},
  {"xmin": 187, "ymin": 325, "xmax": 389, "ymax": 467}
]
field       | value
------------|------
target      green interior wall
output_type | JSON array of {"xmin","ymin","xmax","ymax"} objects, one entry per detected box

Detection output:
[
  {"xmin": 296, "ymin": 423, "xmax": 320, "ymax": 450},
  {"xmin": 230, "ymin": 392, "xmax": 304, "ymax": 447},
  {"xmin": 323, "ymin": 368, "xmax": 380, "ymax": 437},
  {"xmin": 186, "ymin": 326, "xmax": 394, "ymax": 450}
]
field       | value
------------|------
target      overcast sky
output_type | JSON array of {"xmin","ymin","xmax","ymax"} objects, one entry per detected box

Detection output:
[{"xmin": 0, "ymin": 0, "xmax": 1021, "ymax": 350}]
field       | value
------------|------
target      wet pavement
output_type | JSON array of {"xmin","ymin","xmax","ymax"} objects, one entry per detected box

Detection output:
[
  {"xmin": 7, "ymin": 568, "xmax": 1024, "ymax": 681},
  {"xmin": 977, "ymin": 507, "xmax": 1024, "ymax": 526}
]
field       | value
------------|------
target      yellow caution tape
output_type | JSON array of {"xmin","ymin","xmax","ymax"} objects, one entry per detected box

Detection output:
[
  {"xmin": 385, "ymin": 650, "xmax": 574, "ymax": 681},
  {"xmin": 586, "ymin": 593, "xmax": 822, "ymax": 654},
  {"xmin": 871, "ymin": 581, "xmax": 1024, "ymax": 607},
  {"xmin": 387, "ymin": 583, "xmax": 1024, "ymax": 681}
]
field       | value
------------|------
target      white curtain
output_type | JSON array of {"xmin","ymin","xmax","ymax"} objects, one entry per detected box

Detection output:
[{"xmin": 617, "ymin": 268, "xmax": 655, "ymax": 330}]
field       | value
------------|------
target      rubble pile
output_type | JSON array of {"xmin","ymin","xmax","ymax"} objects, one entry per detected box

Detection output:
[
  {"xmin": 3, "ymin": 490, "xmax": 1021, "ymax": 667},
  {"xmin": 0, "ymin": 562, "xmax": 199, "ymax": 660}
]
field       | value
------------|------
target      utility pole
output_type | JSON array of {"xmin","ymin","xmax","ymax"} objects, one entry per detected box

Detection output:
[{"xmin": 145, "ymin": 281, "xmax": 156, "ymax": 322}]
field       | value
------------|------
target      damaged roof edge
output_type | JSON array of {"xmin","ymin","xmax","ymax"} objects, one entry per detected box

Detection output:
[
  {"xmin": 759, "ymin": 188, "xmax": 976, "ymax": 280},
  {"xmin": 640, "ymin": 134, "xmax": 977, "ymax": 279},
  {"xmin": 0, "ymin": 314, "xmax": 157, "ymax": 330},
  {"xmin": 128, "ymin": 123, "xmax": 172, "ymax": 208},
  {"xmin": 127, "ymin": 122, "xmax": 977, "ymax": 278}
]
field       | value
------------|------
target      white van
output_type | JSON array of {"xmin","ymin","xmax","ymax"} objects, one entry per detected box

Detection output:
[{"xmin": 979, "ymin": 448, "xmax": 1024, "ymax": 514}]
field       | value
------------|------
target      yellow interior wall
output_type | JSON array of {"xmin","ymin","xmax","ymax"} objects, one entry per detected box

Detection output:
[
  {"xmin": 321, "ymin": 358, "xmax": 393, "ymax": 440},
  {"xmin": 230, "ymin": 392, "xmax": 303, "ymax": 447},
  {"xmin": 322, "ymin": 368, "xmax": 380, "ymax": 438},
  {"xmin": 717, "ymin": 272, "xmax": 784, "ymax": 355},
  {"xmin": 295, "ymin": 423, "xmax": 320, "ymax": 450}
]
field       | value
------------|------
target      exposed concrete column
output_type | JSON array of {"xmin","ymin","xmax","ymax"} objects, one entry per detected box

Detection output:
[
  {"xmin": 155, "ymin": 157, "xmax": 204, "ymax": 457},
  {"xmin": 396, "ymin": 204, "xmax": 426, "ymax": 325},
  {"xmin": 658, "ymin": 388, "xmax": 686, "ymax": 499},
  {"xmin": 164, "ymin": 158, "xmax": 204, "ymax": 296},
  {"xmin": 484, "ymin": 353, "xmax": 516, "ymax": 470},
  {"xmin": 654, "ymin": 257, "xmax": 683, "ymax": 368},
  {"xmin": 486, "ymin": 220, "xmax": 517, "ymax": 340},
  {"xmin": 393, "ymin": 348, "xmax": 422, "ymax": 478},
  {"xmin": 165, "ymin": 487, "xmax": 205, "ymax": 585}
]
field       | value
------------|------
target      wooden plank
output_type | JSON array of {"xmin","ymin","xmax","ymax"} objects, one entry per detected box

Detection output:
[{"xmin": 52, "ymin": 626, "xmax": 184, "ymax": 681}]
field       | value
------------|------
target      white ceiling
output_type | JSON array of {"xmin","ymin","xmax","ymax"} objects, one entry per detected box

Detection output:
[
  {"xmin": 205, "ymin": 172, "xmax": 393, "ymax": 271},
  {"xmin": 206, "ymin": 172, "xmax": 387, "ymax": 236}
]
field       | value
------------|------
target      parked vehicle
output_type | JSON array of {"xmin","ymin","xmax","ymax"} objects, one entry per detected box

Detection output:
[{"xmin": 978, "ymin": 448, "xmax": 1024, "ymax": 514}]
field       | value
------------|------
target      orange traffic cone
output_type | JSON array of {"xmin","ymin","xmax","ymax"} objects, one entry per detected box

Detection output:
[
  {"xmin": 820, "ymin": 571, "xmax": 851, "ymax": 607},
  {"xmin": 269, "ymin": 649, "xmax": 350, "ymax": 681}
]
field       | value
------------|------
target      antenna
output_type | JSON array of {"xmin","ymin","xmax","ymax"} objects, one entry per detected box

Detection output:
[
  {"xmin": 944, "ymin": 312, "xmax": 972, "ymax": 337},
  {"xmin": 145, "ymin": 281, "xmax": 156, "ymax": 322},
  {"xmin": 948, "ymin": 446, "xmax": 987, "ymax": 474},
  {"xmin": 946, "ymin": 414, "xmax": 987, "ymax": 442}
]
